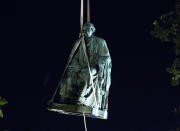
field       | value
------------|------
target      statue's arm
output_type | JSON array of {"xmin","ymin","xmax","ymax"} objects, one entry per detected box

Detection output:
[{"xmin": 98, "ymin": 39, "xmax": 111, "ymax": 65}]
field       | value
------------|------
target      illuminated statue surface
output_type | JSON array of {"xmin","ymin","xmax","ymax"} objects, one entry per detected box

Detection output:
[{"xmin": 60, "ymin": 22, "xmax": 112, "ymax": 111}]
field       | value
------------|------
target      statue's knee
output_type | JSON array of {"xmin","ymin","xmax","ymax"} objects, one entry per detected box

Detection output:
[{"xmin": 66, "ymin": 77, "xmax": 72, "ymax": 84}]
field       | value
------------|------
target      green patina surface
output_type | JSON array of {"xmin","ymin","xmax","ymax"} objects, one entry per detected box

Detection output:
[
  {"xmin": 59, "ymin": 22, "xmax": 112, "ymax": 111},
  {"xmin": 49, "ymin": 103, "xmax": 92, "ymax": 114}
]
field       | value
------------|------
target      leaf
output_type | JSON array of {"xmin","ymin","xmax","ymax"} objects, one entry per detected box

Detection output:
[
  {"xmin": 0, "ymin": 99, "xmax": 8, "ymax": 106},
  {"xmin": 0, "ymin": 110, "xmax": 3, "ymax": 118}
]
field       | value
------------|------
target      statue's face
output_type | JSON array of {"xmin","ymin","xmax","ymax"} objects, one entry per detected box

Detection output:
[{"xmin": 83, "ymin": 26, "xmax": 93, "ymax": 37}]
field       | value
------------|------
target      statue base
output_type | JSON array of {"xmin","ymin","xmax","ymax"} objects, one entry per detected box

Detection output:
[{"xmin": 48, "ymin": 103, "xmax": 108, "ymax": 119}]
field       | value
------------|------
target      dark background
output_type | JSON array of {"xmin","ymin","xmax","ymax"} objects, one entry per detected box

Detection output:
[{"xmin": 0, "ymin": 0, "xmax": 180, "ymax": 130}]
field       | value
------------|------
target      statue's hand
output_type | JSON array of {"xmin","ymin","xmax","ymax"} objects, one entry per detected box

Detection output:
[{"xmin": 91, "ymin": 68, "xmax": 97, "ymax": 75}]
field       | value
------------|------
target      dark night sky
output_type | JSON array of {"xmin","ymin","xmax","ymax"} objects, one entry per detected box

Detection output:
[{"xmin": 0, "ymin": 0, "xmax": 180, "ymax": 131}]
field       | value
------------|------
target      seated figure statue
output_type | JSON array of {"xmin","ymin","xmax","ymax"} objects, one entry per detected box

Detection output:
[{"xmin": 60, "ymin": 22, "xmax": 112, "ymax": 110}]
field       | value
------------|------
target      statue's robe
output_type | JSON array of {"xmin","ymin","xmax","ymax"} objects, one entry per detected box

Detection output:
[{"xmin": 60, "ymin": 35, "xmax": 112, "ymax": 110}]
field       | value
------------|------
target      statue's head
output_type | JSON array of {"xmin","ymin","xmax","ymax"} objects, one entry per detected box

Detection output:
[{"xmin": 83, "ymin": 22, "xmax": 96, "ymax": 37}]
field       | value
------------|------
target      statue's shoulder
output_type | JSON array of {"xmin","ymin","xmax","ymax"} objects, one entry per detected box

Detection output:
[{"xmin": 93, "ymin": 35, "xmax": 106, "ymax": 44}]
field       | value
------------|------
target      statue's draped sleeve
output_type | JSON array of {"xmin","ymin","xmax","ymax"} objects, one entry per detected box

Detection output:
[
  {"xmin": 97, "ymin": 39, "xmax": 111, "ymax": 64},
  {"xmin": 98, "ymin": 39, "xmax": 109, "ymax": 56},
  {"xmin": 97, "ymin": 39, "xmax": 112, "ymax": 92}
]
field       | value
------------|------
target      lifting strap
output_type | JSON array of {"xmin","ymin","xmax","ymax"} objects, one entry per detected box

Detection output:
[
  {"xmin": 87, "ymin": 0, "xmax": 90, "ymax": 22},
  {"xmin": 80, "ymin": 0, "xmax": 84, "ymax": 33},
  {"xmin": 83, "ymin": 112, "xmax": 88, "ymax": 131}
]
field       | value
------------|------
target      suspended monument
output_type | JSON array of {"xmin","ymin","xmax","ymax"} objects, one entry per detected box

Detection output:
[{"xmin": 48, "ymin": 0, "xmax": 112, "ymax": 120}]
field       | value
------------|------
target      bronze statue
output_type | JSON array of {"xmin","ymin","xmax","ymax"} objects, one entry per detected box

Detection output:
[{"xmin": 60, "ymin": 22, "xmax": 112, "ymax": 111}]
